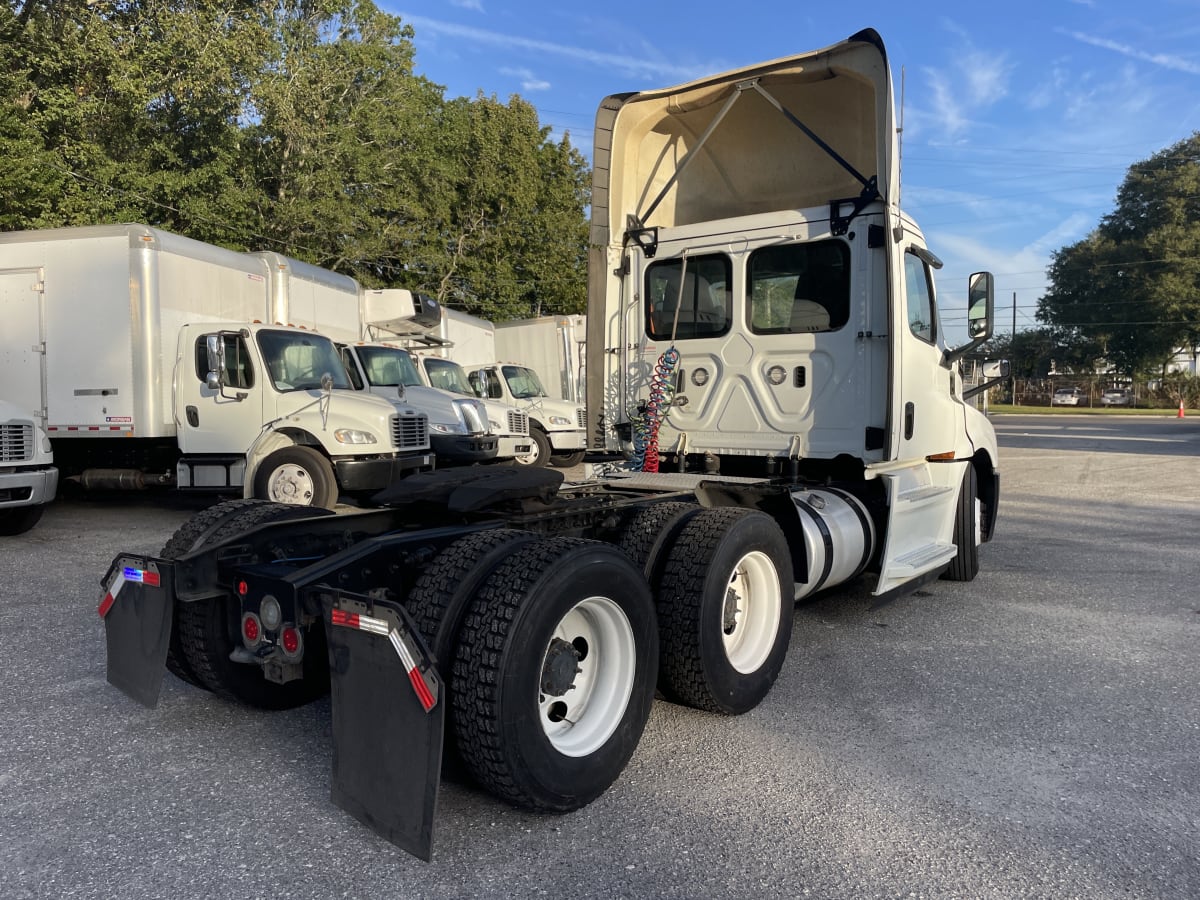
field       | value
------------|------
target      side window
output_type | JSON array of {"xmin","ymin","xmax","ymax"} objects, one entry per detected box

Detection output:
[
  {"xmin": 645, "ymin": 253, "xmax": 732, "ymax": 340},
  {"xmin": 747, "ymin": 239, "xmax": 850, "ymax": 334},
  {"xmin": 194, "ymin": 333, "xmax": 254, "ymax": 389},
  {"xmin": 484, "ymin": 370, "xmax": 503, "ymax": 400},
  {"xmin": 339, "ymin": 348, "xmax": 364, "ymax": 390},
  {"xmin": 903, "ymin": 252, "xmax": 936, "ymax": 344}
]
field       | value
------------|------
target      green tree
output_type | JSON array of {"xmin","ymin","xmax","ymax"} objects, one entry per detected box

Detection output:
[{"xmin": 1038, "ymin": 133, "xmax": 1200, "ymax": 376}]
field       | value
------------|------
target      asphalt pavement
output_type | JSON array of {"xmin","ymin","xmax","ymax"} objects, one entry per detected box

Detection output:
[{"xmin": 1, "ymin": 414, "xmax": 1198, "ymax": 899}]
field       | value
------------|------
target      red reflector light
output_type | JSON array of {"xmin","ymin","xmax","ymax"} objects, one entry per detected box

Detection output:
[
  {"xmin": 281, "ymin": 626, "xmax": 300, "ymax": 654},
  {"xmin": 331, "ymin": 609, "xmax": 360, "ymax": 629},
  {"xmin": 243, "ymin": 615, "xmax": 259, "ymax": 643},
  {"xmin": 238, "ymin": 580, "xmax": 249, "ymax": 596}
]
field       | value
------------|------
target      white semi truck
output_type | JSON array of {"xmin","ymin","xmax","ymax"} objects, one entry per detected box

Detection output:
[
  {"xmin": 100, "ymin": 30, "xmax": 999, "ymax": 860},
  {"xmin": 0, "ymin": 400, "xmax": 58, "ymax": 535},
  {"xmin": 0, "ymin": 224, "xmax": 432, "ymax": 508}
]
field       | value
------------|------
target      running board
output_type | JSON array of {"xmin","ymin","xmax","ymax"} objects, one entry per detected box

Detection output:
[{"xmin": 874, "ymin": 461, "xmax": 964, "ymax": 595}]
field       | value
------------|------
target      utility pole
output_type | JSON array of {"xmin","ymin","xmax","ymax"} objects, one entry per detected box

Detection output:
[{"xmin": 1011, "ymin": 291, "xmax": 1017, "ymax": 406}]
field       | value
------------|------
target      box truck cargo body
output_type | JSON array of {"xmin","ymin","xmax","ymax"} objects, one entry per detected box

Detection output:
[
  {"xmin": 493, "ymin": 315, "xmax": 586, "ymax": 404},
  {"xmin": 0, "ymin": 224, "xmax": 431, "ymax": 506}
]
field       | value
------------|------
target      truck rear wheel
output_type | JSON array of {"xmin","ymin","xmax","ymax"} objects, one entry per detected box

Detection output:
[
  {"xmin": 512, "ymin": 428, "xmax": 550, "ymax": 468},
  {"xmin": 452, "ymin": 537, "xmax": 657, "ymax": 811},
  {"xmin": 942, "ymin": 465, "xmax": 980, "ymax": 582},
  {"xmin": 616, "ymin": 500, "xmax": 701, "ymax": 588},
  {"xmin": 159, "ymin": 499, "xmax": 278, "ymax": 689},
  {"xmin": 253, "ymin": 445, "xmax": 338, "ymax": 509},
  {"xmin": 406, "ymin": 529, "xmax": 542, "ymax": 771},
  {"xmin": 176, "ymin": 501, "xmax": 334, "ymax": 709},
  {"xmin": 656, "ymin": 507, "xmax": 793, "ymax": 715}
]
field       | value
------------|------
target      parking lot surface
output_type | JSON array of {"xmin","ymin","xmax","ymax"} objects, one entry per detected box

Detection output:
[{"xmin": 2, "ymin": 415, "xmax": 1198, "ymax": 899}]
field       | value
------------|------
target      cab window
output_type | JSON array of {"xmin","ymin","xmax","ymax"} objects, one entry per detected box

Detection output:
[
  {"xmin": 903, "ymin": 252, "xmax": 937, "ymax": 344},
  {"xmin": 645, "ymin": 254, "xmax": 731, "ymax": 340},
  {"xmin": 195, "ymin": 333, "xmax": 253, "ymax": 389},
  {"xmin": 747, "ymin": 239, "xmax": 850, "ymax": 334}
]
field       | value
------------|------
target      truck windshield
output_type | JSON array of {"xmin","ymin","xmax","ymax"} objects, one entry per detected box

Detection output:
[
  {"xmin": 356, "ymin": 346, "xmax": 423, "ymax": 388},
  {"xmin": 257, "ymin": 329, "xmax": 352, "ymax": 393},
  {"xmin": 423, "ymin": 357, "xmax": 475, "ymax": 396},
  {"xmin": 502, "ymin": 365, "xmax": 548, "ymax": 399}
]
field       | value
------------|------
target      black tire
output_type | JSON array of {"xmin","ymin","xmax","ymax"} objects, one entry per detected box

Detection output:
[
  {"xmin": 616, "ymin": 501, "xmax": 702, "ymax": 588},
  {"xmin": 176, "ymin": 500, "xmax": 335, "ymax": 709},
  {"xmin": 159, "ymin": 499, "xmax": 278, "ymax": 689},
  {"xmin": 942, "ymin": 465, "xmax": 980, "ymax": 582},
  {"xmin": 0, "ymin": 504, "xmax": 44, "ymax": 536},
  {"xmin": 549, "ymin": 450, "xmax": 586, "ymax": 468},
  {"xmin": 513, "ymin": 428, "xmax": 551, "ymax": 468},
  {"xmin": 452, "ymin": 537, "xmax": 658, "ymax": 811},
  {"xmin": 253, "ymin": 445, "xmax": 338, "ymax": 509},
  {"xmin": 406, "ymin": 529, "xmax": 542, "ymax": 771},
  {"xmin": 656, "ymin": 507, "xmax": 794, "ymax": 715}
]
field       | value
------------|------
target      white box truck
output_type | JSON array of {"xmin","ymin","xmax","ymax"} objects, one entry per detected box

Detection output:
[
  {"xmin": 436, "ymin": 308, "xmax": 587, "ymax": 467},
  {"xmin": 493, "ymin": 314, "xmax": 586, "ymax": 403},
  {"xmin": 100, "ymin": 30, "xmax": 1000, "ymax": 860},
  {"xmin": 0, "ymin": 400, "xmax": 57, "ymax": 535},
  {"xmin": 0, "ymin": 224, "xmax": 432, "ymax": 508},
  {"xmin": 352, "ymin": 289, "xmax": 531, "ymax": 463}
]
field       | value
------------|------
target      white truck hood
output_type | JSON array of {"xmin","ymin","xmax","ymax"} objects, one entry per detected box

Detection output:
[{"xmin": 590, "ymin": 28, "xmax": 898, "ymax": 241}]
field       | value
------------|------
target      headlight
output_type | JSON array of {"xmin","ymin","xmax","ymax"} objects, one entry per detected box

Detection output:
[
  {"xmin": 489, "ymin": 419, "xmax": 503, "ymax": 431},
  {"xmin": 334, "ymin": 429, "xmax": 377, "ymax": 444},
  {"xmin": 548, "ymin": 415, "xmax": 572, "ymax": 426},
  {"xmin": 430, "ymin": 422, "xmax": 468, "ymax": 435}
]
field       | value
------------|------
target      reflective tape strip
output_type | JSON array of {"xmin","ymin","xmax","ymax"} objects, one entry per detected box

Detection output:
[
  {"xmin": 330, "ymin": 608, "xmax": 389, "ymax": 636},
  {"xmin": 331, "ymin": 606, "xmax": 435, "ymax": 712},
  {"xmin": 98, "ymin": 572, "xmax": 126, "ymax": 618}
]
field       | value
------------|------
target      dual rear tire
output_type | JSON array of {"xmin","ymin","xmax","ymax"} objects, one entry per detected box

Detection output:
[{"xmin": 411, "ymin": 533, "xmax": 658, "ymax": 811}]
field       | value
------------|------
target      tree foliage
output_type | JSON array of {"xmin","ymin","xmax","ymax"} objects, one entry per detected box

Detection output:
[
  {"xmin": 1038, "ymin": 133, "xmax": 1200, "ymax": 376},
  {"xmin": 0, "ymin": 0, "xmax": 590, "ymax": 319}
]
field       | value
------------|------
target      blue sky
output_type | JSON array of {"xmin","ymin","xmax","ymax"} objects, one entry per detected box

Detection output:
[{"xmin": 380, "ymin": 1, "xmax": 1200, "ymax": 341}]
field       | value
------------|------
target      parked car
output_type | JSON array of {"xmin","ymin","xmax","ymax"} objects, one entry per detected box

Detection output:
[
  {"xmin": 1100, "ymin": 389, "xmax": 1132, "ymax": 407},
  {"xmin": 1052, "ymin": 387, "xmax": 1086, "ymax": 407}
]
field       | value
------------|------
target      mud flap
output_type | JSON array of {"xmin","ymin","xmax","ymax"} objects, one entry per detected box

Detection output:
[
  {"xmin": 98, "ymin": 556, "xmax": 173, "ymax": 709},
  {"xmin": 322, "ymin": 592, "xmax": 444, "ymax": 861}
]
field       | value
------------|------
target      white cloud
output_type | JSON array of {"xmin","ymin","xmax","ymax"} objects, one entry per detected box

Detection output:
[
  {"xmin": 1062, "ymin": 30, "xmax": 1200, "ymax": 75},
  {"xmin": 449, "ymin": 0, "xmax": 484, "ymax": 11},
  {"xmin": 396, "ymin": 14, "xmax": 710, "ymax": 82},
  {"xmin": 500, "ymin": 66, "xmax": 550, "ymax": 92}
]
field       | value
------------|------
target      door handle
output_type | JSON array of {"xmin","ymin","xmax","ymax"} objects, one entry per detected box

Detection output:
[{"xmin": 904, "ymin": 402, "xmax": 914, "ymax": 440}]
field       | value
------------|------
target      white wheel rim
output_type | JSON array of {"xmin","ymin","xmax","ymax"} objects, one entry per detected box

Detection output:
[
  {"xmin": 267, "ymin": 464, "xmax": 314, "ymax": 505},
  {"xmin": 721, "ymin": 550, "xmax": 781, "ymax": 674},
  {"xmin": 538, "ymin": 596, "xmax": 636, "ymax": 758}
]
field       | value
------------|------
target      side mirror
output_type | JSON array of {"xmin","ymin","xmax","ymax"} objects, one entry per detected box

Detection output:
[
  {"xmin": 205, "ymin": 335, "xmax": 224, "ymax": 390},
  {"xmin": 945, "ymin": 271, "xmax": 995, "ymax": 365},
  {"xmin": 967, "ymin": 272, "xmax": 994, "ymax": 341}
]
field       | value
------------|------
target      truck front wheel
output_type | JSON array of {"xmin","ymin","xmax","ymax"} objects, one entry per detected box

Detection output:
[
  {"xmin": 549, "ymin": 450, "xmax": 585, "ymax": 467},
  {"xmin": 452, "ymin": 537, "xmax": 658, "ymax": 811},
  {"xmin": 253, "ymin": 445, "xmax": 338, "ymax": 509},
  {"xmin": 512, "ymin": 428, "xmax": 550, "ymax": 468},
  {"xmin": 656, "ymin": 508, "xmax": 794, "ymax": 715},
  {"xmin": 942, "ymin": 465, "xmax": 980, "ymax": 582},
  {"xmin": 0, "ymin": 504, "xmax": 44, "ymax": 536}
]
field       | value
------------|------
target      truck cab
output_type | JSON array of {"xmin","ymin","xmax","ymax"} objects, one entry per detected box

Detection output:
[
  {"xmin": 175, "ymin": 322, "xmax": 432, "ymax": 507},
  {"xmin": 339, "ymin": 341, "xmax": 513, "ymax": 464},
  {"xmin": 411, "ymin": 355, "xmax": 532, "ymax": 464},
  {"xmin": 0, "ymin": 400, "xmax": 58, "ymax": 535},
  {"xmin": 467, "ymin": 363, "xmax": 587, "ymax": 468},
  {"xmin": 586, "ymin": 28, "xmax": 999, "ymax": 594}
]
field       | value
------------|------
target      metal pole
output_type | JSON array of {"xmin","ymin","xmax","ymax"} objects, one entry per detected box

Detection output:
[{"xmin": 1012, "ymin": 292, "xmax": 1017, "ymax": 406}]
